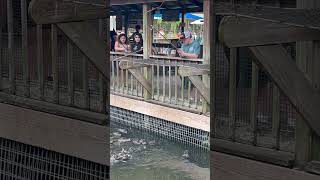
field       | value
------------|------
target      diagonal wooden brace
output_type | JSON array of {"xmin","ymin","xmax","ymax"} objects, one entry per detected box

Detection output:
[
  {"xmin": 250, "ymin": 45, "xmax": 320, "ymax": 136},
  {"xmin": 118, "ymin": 61, "xmax": 152, "ymax": 94},
  {"xmin": 178, "ymin": 67, "xmax": 210, "ymax": 104},
  {"xmin": 57, "ymin": 21, "xmax": 108, "ymax": 82},
  {"xmin": 219, "ymin": 16, "xmax": 320, "ymax": 47}
]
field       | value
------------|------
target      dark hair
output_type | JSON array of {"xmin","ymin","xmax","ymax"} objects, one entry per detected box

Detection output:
[
  {"xmin": 117, "ymin": 33, "xmax": 128, "ymax": 45},
  {"xmin": 135, "ymin": 25, "xmax": 141, "ymax": 30},
  {"xmin": 133, "ymin": 33, "xmax": 143, "ymax": 44}
]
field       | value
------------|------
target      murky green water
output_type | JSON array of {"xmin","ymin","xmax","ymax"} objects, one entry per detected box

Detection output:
[{"xmin": 110, "ymin": 122, "xmax": 210, "ymax": 180}]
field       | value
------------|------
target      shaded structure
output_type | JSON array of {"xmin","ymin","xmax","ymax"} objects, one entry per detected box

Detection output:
[
  {"xmin": 0, "ymin": 0, "xmax": 109, "ymax": 179},
  {"xmin": 109, "ymin": 0, "xmax": 320, "ymax": 179}
]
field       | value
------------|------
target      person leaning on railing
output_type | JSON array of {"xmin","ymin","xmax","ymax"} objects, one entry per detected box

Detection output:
[
  {"xmin": 176, "ymin": 31, "xmax": 201, "ymax": 59},
  {"xmin": 115, "ymin": 33, "xmax": 131, "ymax": 53},
  {"xmin": 177, "ymin": 31, "xmax": 201, "ymax": 88}
]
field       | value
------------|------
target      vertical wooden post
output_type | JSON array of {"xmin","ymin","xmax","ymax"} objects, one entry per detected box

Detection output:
[
  {"xmin": 82, "ymin": 56, "xmax": 89, "ymax": 109},
  {"xmin": 271, "ymin": 0, "xmax": 281, "ymax": 151},
  {"xmin": 99, "ymin": 18, "xmax": 107, "ymax": 113},
  {"xmin": 21, "ymin": 0, "xmax": 29, "ymax": 97},
  {"xmin": 67, "ymin": 41, "xmax": 74, "ymax": 105},
  {"xmin": 37, "ymin": 25, "xmax": 44, "ymax": 100},
  {"xmin": 143, "ymin": 3, "xmax": 152, "ymax": 100},
  {"xmin": 272, "ymin": 85, "xmax": 281, "ymax": 149},
  {"xmin": 51, "ymin": 24, "xmax": 58, "ymax": 103},
  {"xmin": 229, "ymin": 47, "xmax": 237, "ymax": 140},
  {"xmin": 250, "ymin": 61, "xmax": 258, "ymax": 145},
  {"xmin": 7, "ymin": 0, "xmax": 15, "ymax": 95},
  {"xmin": 295, "ymin": 0, "xmax": 320, "ymax": 167},
  {"xmin": 203, "ymin": 0, "xmax": 214, "ymax": 114}
]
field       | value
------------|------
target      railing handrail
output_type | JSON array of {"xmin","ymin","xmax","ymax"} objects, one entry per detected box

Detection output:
[
  {"xmin": 111, "ymin": 57, "xmax": 210, "ymax": 71},
  {"xmin": 110, "ymin": 51, "xmax": 204, "ymax": 62}
]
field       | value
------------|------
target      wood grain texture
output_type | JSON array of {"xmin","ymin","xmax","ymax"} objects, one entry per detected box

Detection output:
[
  {"xmin": 212, "ymin": 151, "xmax": 320, "ymax": 180},
  {"xmin": 29, "ymin": 0, "xmax": 107, "ymax": 24},
  {"xmin": 0, "ymin": 103, "xmax": 108, "ymax": 165},
  {"xmin": 0, "ymin": 92, "xmax": 106, "ymax": 125},
  {"xmin": 219, "ymin": 16, "xmax": 320, "ymax": 47},
  {"xmin": 57, "ymin": 21, "xmax": 108, "ymax": 81},
  {"xmin": 250, "ymin": 45, "xmax": 320, "ymax": 136},
  {"xmin": 212, "ymin": 138, "xmax": 294, "ymax": 167},
  {"xmin": 119, "ymin": 61, "xmax": 152, "ymax": 94}
]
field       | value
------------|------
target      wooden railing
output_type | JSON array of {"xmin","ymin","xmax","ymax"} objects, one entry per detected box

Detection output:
[
  {"xmin": 110, "ymin": 52, "xmax": 209, "ymax": 114},
  {"xmin": 0, "ymin": 0, "xmax": 107, "ymax": 125}
]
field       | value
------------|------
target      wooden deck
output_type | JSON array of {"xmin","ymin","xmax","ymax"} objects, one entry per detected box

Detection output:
[{"xmin": 212, "ymin": 151, "xmax": 320, "ymax": 180}]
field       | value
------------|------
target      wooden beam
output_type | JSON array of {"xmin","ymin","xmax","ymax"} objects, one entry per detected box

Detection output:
[
  {"xmin": 250, "ymin": 61, "xmax": 258, "ymax": 145},
  {"xmin": 219, "ymin": 16, "xmax": 320, "ymax": 47},
  {"xmin": 178, "ymin": 68, "xmax": 210, "ymax": 104},
  {"xmin": 178, "ymin": 67, "xmax": 210, "ymax": 77},
  {"xmin": 21, "ymin": 0, "xmax": 29, "ymax": 98},
  {"xmin": 212, "ymin": 138, "xmax": 294, "ymax": 167},
  {"xmin": 119, "ymin": 61, "xmax": 152, "ymax": 94},
  {"xmin": 57, "ymin": 21, "xmax": 108, "ymax": 81},
  {"xmin": 249, "ymin": 45, "xmax": 320, "ymax": 136},
  {"xmin": 29, "ymin": 0, "xmax": 107, "ymax": 24},
  {"xmin": 143, "ymin": 4, "xmax": 152, "ymax": 100},
  {"xmin": 305, "ymin": 161, "xmax": 320, "ymax": 175},
  {"xmin": 0, "ymin": 92, "xmax": 106, "ymax": 125},
  {"xmin": 51, "ymin": 24, "xmax": 59, "ymax": 103},
  {"xmin": 7, "ymin": 0, "xmax": 15, "ymax": 95},
  {"xmin": 111, "ymin": 0, "xmax": 175, "ymax": 5},
  {"xmin": 0, "ymin": 103, "xmax": 108, "ymax": 165},
  {"xmin": 212, "ymin": 151, "xmax": 320, "ymax": 180},
  {"xmin": 119, "ymin": 62, "xmax": 150, "ymax": 70}
]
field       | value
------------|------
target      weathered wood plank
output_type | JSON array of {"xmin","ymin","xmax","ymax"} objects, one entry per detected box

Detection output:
[
  {"xmin": 7, "ymin": 0, "xmax": 15, "ymax": 95},
  {"xmin": 179, "ymin": 68, "xmax": 210, "ymax": 104},
  {"xmin": 250, "ymin": 45, "xmax": 320, "ymax": 136},
  {"xmin": 0, "ymin": 103, "xmax": 108, "ymax": 165},
  {"xmin": 250, "ymin": 61, "xmax": 258, "ymax": 145},
  {"xmin": 57, "ymin": 21, "xmax": 108, "ymax": 81},
  {"xmin": 111, "ymin": 0, "xmax": 174, "ymax": 5},
  {"xmin": 305, "ymin": 161, "xmax": 320, "ymax": 175},
  {"xmin": 212, "ymin": 138, "xmax": 294, "ymax": 167},
  {"xmin": 98, "ymin": 18, "xmax": 106, "ymax": 113},
  {"xmin": 177, "ymin": 67, "xmax": 209, "ymax": 77},
  {"xmin": 21, "ymin": 0, "xmax": 29, "ymax": 98},
  {"xmin": 143, "ymin": 4, "xmax": 152, "ymax": 100},
  {"xmin": 51, "ymin": 24, "xmax": 59, "ymax": 103},
  {"xmin": 212, "ymin": 151, "xmax": 319, "ymax": 180},
  {"xmin": 67, "ymin": 41, "xmax": 74, "ymax": 105},
  {"xmin": 119, "ymin": 62, "xmax": 150, "ymax": 70},
  {"xmin": 37, "ymin": 25, "xmax": 44, "ymax": 100},
  {"xmin": 0, "ymin": 92, "xmax": 106, "ymax": 126},
  {"xmin": 229, "ymin": 48, "xmax": 237, "ymax": 140},
  {"xmin": 219, "ymin": 16, "xmax": 320, "ymax": 47},
  {"xmin": 29, "ymin": 0, "xmax": 107, "ymax": 24},
  {"xmin": 119, "ymin": 61, "xmax": 152, "ymax": 94},
  {"xmin": 272, "ymin": 85, "xmax": 281, "ymax": 149},
  {"xmin": 82, "ymin": 56, "xmax": 89, "ymax": 109}
]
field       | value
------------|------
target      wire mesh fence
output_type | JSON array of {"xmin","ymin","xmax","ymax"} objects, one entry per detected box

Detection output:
[{"xmin": 0, "ymin": 137, "xmax": 109, "ymax": 180}]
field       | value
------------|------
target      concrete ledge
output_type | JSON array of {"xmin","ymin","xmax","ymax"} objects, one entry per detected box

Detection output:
[{"xmin": 110, "ymin": 94, "xmax": 210, "ymax": 132}]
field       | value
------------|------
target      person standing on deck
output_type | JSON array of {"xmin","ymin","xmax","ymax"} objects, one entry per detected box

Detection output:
[
  {"xmin": 177, "ymin": 31, "xmax": 201, "ymax": 59},
  {"xmin": 130, "ymin": 25, "xmax": 143, "ymax": 44}
]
